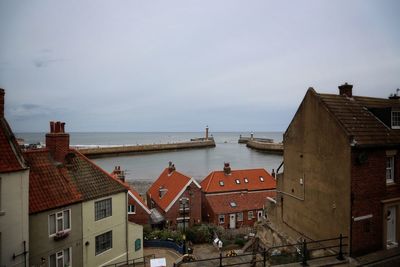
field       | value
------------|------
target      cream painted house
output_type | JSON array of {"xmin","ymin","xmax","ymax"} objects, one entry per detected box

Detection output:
[
  {"xmin": 0, "ymin": 89, "xmax": 30, "ymax": 267},
  {"xmin": 24, "ymin": 121, "xmax": 143, "ymax": 267}
]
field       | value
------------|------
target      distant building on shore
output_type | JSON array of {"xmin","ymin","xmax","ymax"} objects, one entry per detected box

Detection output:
[
  {"xmin": 147, "ymin": 162, "xmax": 202, "ymax": 229},
  {"xmin": 0, "ymin": 89, "xmax": 30, "ymax": 267},
  {"xmin": 201, "ymin": 163, "xmax": 276, "ymax": 229},
  {"xmin": 273, "ymin": 83, "xmax": 400, "ymax": 256}
]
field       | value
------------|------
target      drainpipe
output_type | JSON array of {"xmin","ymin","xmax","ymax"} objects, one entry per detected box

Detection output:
[{"xmin": 125, "ymin": 191, "xmax": 129, "ymax": 263}]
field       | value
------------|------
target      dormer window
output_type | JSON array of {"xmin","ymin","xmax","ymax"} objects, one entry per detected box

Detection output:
[
  {"xmin": 219, "ymin": 181, "xmax": 224, "ymax": 186},
  {"xmin": 235, "ymin": 179, "xmax": 240, "ymax": 184},
  {"xmin": 244, "ymin": 178, "xmax": 249, "ymax": 183},
  {"xmin": 392, "ymin": 110, "xmax": 400, "ymax": 129},
  {"xmin": 259, "ymin": 176, "xmax": 264, "ymax": 182}
]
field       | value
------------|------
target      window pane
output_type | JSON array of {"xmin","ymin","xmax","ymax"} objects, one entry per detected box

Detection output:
[
  {"xmin": 49, "ymin": 254, "xmax": 56, "ymax": 267},
  {"xmin": 63, "ymin": 210, "xmax": 70, "ymax": 229},
  {"xmin": 49, "ymin": 214, "xmax": 56, "ymax": 235},
  {"xmin": 57, "ymin": 218, "xmax": 63, "ymax": 232},
  {"xmin": 95, "ymin": 199, "xmax": 112, "ymax": 220},
  {"xmin": 95, "ymin": 231, "xmax": 112, "ymax": 255},
  {"xmin": 57, "ymin": 258, "xmax": 63, "ymax": 267},
  {"xmin": 64, "ymin": 248, "xmax": 70, "ymax": 265}
]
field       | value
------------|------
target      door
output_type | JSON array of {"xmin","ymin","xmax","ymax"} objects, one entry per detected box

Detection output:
[
  {"xmin": 257, "ymin": 210, "xmax": 263, "ymax": 221},
  {"xmin": 229, "ymin": 214, "xmax": 236, "ymax": 229},
  {"xmin": 387, "ymin": 206, "xmax": 397, "ymax": 248}
]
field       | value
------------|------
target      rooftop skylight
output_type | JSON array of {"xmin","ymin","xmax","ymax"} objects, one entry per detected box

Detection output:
[
  {"xmin": 259, "ymin": 176, "xmax": 264, "ymax": 182},
  {"xmin": 230, "ymin": 202, "xmax": 237, "ymax": 207},
  {"xmin": 235, "ymin": 179, "xmax": 240, "ymax": 184},
  {"xmin": 244, "ymin": 178, "xmax": 249, "ymax": 183},
  {"xmin": 219, "ymin": 181, "xmax": 224, "ymax": 186}
]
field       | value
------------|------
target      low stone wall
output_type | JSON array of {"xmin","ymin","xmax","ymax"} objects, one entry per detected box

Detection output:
[
  {"xmin": 246, "ymin": 140, "xmax": 283, "ymax": 154},
  {"xmin": 77, "ymin": 140, "xmax": 216, "ymax": 158}
]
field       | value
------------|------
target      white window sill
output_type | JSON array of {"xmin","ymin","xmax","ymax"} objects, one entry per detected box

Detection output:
[
  {"xmin": 128, "ymin": 212, "xmax": 136, "ymax": 215},
  {"xmin": 386, "ymin": 181, "xmax": 396, "ymax": 186},
  {"xmin": 49, "ymin": 229, "xmax": 71, "ymax": 238}
]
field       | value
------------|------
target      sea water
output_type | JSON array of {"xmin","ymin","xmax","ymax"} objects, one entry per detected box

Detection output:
[{"xmin": 16, "ymin": 132, "xmax": 283, "ymax": 182}]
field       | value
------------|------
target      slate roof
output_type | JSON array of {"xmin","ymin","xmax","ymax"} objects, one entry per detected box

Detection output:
[
  {"xmin": 25, "ymin": 149, "xmax": 127, "ymax": 214},
  {"xmin": 201, "ymin": 168, "xmax": 276, "ymax": 194},
  {"xmin": 316, "ymin": 90, "xmax": 400, "ymax": 146},
  {"xmin": 147, "ymin": 168, "xmax": 199, "ymax": 212},
  {"xmin": 0, "ymin": 118, "xmax": 26, "ymax": 173},
  {"xmin": 205, "ymin": 191, "xmax": 276, "ymax": 214}
]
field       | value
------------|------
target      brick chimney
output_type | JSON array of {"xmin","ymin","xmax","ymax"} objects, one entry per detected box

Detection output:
[
  {"xmin": 338, "ymin": 83, "xmax": 353, "ymax": 97},
  {"xmin": 168, "ymin": 161, "xmax": 176, "ymax": 173},
  {"xmin": 0, "ymin": 88, "xmax": 5, "ymax": 118},
  {"xmin": 46, "ymin": 121, "xmax": 70, "ymax": 162},
  {"xmin": 223, "ymin": 162, "xmax": 231, "ymax": 175}
]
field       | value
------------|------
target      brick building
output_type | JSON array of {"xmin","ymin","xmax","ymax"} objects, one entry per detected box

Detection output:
[
  {"xmin": 201, "ymin": 163, "xmax": 276, "ymax": 229},
  {"xmin": 147, "ymin": 163, "xmax": 202, "ymax": 229},
  {"xmin": 111, "ymin": 166, "xmax": 151, "ymax": 225},
  {"xmin": 277, "ymin": 83, "xmax": 400, "ymax": 256}
]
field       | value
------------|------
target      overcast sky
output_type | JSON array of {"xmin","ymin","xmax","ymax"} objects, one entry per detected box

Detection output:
[{"xmin": 0, "ymin": 0, "xmax": 399, "ymax": 132}]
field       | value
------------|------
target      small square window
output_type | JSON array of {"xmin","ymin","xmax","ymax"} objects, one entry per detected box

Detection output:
[
  {"xmin": 248, "ymin": 211, "xmax": 254, "ymax": 220},
  {"xmin": 128, "ymin": 204, "xmax": 136, "ymax": 214},
  {"xmin": 219, "ymin": 215, "xmax": 225, "ymax": 224},
  {"xmin": 95, "ymin": 198, "xmax": 112, "ymax": 221},
  {"xmin": 387, "ymin": 156, "xmax": 395, "ymax": 184},
  {"xmin": 235, "ymin": 179, "xmax": 240, "ymax": 184},
  {"xmin": 392, "ymin": 111, "xmax": 400, "ymax": 129},
  {"xmin": 237, "ymin": 212, "xmax": 243, "ymax": 221}
]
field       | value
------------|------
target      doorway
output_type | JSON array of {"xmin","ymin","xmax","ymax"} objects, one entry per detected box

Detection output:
[
  {"xmin": 257, "ymin": 210, "xmax": 263, "ymax": 221},
  {"xmin": 387, "ymin": 206, "xmax": 398, "ymax": 249},
  {"xmin": 229, "ymin": 214, "xmax": 236, "ymax": 229}
]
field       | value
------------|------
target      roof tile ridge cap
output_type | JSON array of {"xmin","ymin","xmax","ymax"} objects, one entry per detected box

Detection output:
[
  {"xmin": 72, "ymin": 149, "xmax": 127, "ymax": 191},
  {"xmin": 1, "ymin": 118, "xmax": 26, "ymax": 168},
  {"xmin": 315, "ymin": 90, "xmax": 352, "ymax": 137},
  {"xmin": 206, "ymin": 172, "xmax": 215, "ymax": 192}
]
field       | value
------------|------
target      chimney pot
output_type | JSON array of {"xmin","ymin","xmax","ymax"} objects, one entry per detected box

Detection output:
[
  {"xmin": 50, "ymin": 121, "xmax": 55, "ymax": 133},
  {"xmin": 338, "ymin": 83, "xmax": 353, "ymax": 97},
  {"xmin": 223, "ymin": 162, "xmax": 231, "ymax": 175},
  {"xmin": 0, "ymin": 88, "xmax": 5, "ymax": 118}
]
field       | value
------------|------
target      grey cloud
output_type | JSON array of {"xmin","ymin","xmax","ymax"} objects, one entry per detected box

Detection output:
[{"xmin": 33, "ymin": 58, "xmax": 63, "ymax": 68}]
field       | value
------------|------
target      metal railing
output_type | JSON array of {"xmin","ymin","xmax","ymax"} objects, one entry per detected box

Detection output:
[
  {"xmin": 103, "ymin": 254, "xmax": 155, "ymax": 267},
  {"xmin": 176, "ymin": 234, "xmax": 348, "ymax": 267}
]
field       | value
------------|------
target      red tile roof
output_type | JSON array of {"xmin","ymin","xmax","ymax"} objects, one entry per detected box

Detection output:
[
  {"xmin": 201, "ymin": 168, "xmax": 276, "ymax": 193},
  {"xmin": 147, "ymin": 168, "xmax": 197, "ymax": 212},
  {"xmin": 0, "ymin": 118, "xmax": 26, "ymax": 173},
  {"xmin": 25, "ymin": 148, "xmax": 127, "ymax": 214},
  {"xmin": 205, "ymin": 191, "xmax": 276, "ymax": 214},
  {"xmin": 24, "ymin": 149, "xmax": 82, "ymax": 214}
]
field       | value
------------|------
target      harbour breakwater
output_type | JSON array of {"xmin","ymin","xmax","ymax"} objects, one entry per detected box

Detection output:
[
  {"xmin": 246, "ymin": 140, "xmax": 283, "ymax": 154},
  {"xmin": 77, "ymin": 139, "xmax": 216, "ymax": 158}
]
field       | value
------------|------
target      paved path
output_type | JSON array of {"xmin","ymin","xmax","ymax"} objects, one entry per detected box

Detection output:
[{"xmin": 144, "ymin": 248, "xmax": 181, "ymax": 267}]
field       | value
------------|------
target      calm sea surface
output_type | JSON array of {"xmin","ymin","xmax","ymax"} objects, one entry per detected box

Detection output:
[{"xmin": 16, "ymin": 132, "xmax": 283, "ymax": 182}]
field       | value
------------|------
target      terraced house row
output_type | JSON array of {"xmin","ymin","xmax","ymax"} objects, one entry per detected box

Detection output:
[{"xmin": 0, "ymin": 89, "xmax": 143, "ymax": 267}]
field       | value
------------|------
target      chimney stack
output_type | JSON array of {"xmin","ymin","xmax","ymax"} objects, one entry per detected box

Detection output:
[
  {"xmin": 338, "ymin": 83, "xmax": 353, "ymax": 97},
  {"xmin": 168, "ymin": 161, "xmax": 176, "ymax": 173},
  {"xmin": 223, "ymin": 162, "xmax": 231, "ymax": 175},
  {"xmin": 0, "ymin": 88, "xmax": 5, "ymax": 118},
  {"xmin": 46, "ymin": 121, "xmax": 70, "ymax": 162},
  {"xmin": 205, "ymin": 125, "xmax": 209, "ymax": 140}
]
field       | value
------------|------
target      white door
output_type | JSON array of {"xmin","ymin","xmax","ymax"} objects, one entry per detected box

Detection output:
[
  {"xmin": 387, "ymin": 206, "xmax": 397, "ymax": 248},
  {"xmin": 229, "ymin": 214, "xmax": 236, "ymax": 229},
  {"xmin": 257, "ymin": 210, "xmax": 263, "ymax": 221}
]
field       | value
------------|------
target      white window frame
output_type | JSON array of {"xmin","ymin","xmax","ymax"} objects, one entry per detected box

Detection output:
[
  {"xmin": 392, "ymin": 110, "xmax": 400, "ymax": 129},
  {"xmin": 248, "ymin": 211, "xmax": 254, "ymax": 220},
  {"xmin": 49, "ymin": 247, "xmax": 71, "ymax": 267},
  {"xmin": 48, "ymin": 209, "xmax": 71, "ymax": 237},
  {"xmin": 95, "ymin": 231, "xmax": 113, "ymax": 255},
  {"xmin": 95, "ymin": 198, "xmax": 112, "ymax": 221},
  {"xmin": 128, "ymin": 204, "xmax": 136, "ymax": 214},
  {"xmin": 219, "ymin": 214, "xmax": 225, "ymax": 224},
  {"xmin": 387, "ymin": 156, "xmax": 395, "ymax": 184}
]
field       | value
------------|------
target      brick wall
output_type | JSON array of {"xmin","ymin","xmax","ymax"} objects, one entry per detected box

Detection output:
[
  {"xmin": 351, "ymin": 148, "xmax": 400, "ymax": 256},
  {"xmin": 128, "ymin": 195, "xmax": 150, "ymax": 225}
]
